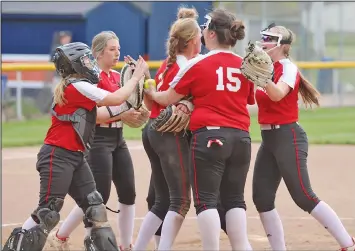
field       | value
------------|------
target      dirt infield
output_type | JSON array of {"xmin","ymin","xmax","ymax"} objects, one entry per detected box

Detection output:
[{"xmin": 2, "ymin": 141, "xmax": 354, "ymax": 250}]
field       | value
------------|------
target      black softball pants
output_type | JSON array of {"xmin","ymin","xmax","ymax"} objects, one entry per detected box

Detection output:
[
  {"xmin": 87, "ymin": 127, "xmax": 135, "ymax": 206},
  {"xmin": 252, "ymin": 122, "xmax": 320, "ymax": 213},
  {"xmin": 190, "ymin": 127, "xmax": 251, "ymax": 215},
  {"xmin": 33, "ymin": 144, "xmax": 96, "ymax": 220},
  {"xmin": 142, "ymin": 119, "xmax": 191, "ymax": 221}
]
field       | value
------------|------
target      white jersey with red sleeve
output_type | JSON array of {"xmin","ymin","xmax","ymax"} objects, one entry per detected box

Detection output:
[
  {"xmin": 170, "ymin": 50, "xmax": 255, "ymax": 132},
  {"xmin": 255, "ymin": 58, "xmax": 300, "ymax": 125},
  {"xmin": 44, "ymin": 81, "xmax": 110, "ymax": 152}
]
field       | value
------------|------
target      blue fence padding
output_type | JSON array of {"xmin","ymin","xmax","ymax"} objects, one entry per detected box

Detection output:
[
  {"xmin": 1, "ymin": 14, "xmax": 86, "ymax": 54},
  {"xmin": 2, "ymin": 75, "xmax": 8, "ymax": 99},
  {"xmin": 148, "ymin": 1, "xmax": 213, "ymax": 60},
  {"xmin": 1, "ymin": 2, "xmax": 212, "ymax": 59},
  {"xmin": 317, "ymin": 57, "xmax": 334, "ymax": 94},
  {"xmin": 85, "ymin": 2, "xmax": 147, "ymax": 58}
]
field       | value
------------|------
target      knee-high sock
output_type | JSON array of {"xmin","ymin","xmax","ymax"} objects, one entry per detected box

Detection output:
[
  {"xmin": 226, "ymin": 208, "xmax": 250, "ymax": 250},
  {"xmin": 259, "ymin": 209, "xmax": 286, "ymax": 250},
  {"xmin": 22, "ymin": 217, "xmax": 37, "ymax": 230},
  {"xmin": 118, "ymin": 203, "xmax": 135, "ymax": 249},
  {"xmin": 311, "ymin": 201, "xmax": 354, "ymax": 248},
  {"xmin": 196, "ymin": 209, "xmax": 221, "ymax": 251},
  {"xmin": 133, "ymin": 212, "xmax": 162, "ymax": 251},
  {"xmin": 157, "ymin": 211, "xmax": 184, "ymax": 250},
  {"xmin": 57, "ymin": 205, "xmax": 84, "ymax": 239}
]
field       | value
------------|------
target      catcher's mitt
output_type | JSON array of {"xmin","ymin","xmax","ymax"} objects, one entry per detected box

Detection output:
[
  {"xmin": 120, "ymin": 63, "xmax": 145, "ymax": 110},
  {"xmin": 240, "ymin": 42, "xmax": 274, "ymax": 88},
  {"xmin": 121, "ymin": 104, "xmax": 150, "ymax": 128},
  {"xmin": 150, "ymin": 99, "xmax": 194, "ymax": 133}
]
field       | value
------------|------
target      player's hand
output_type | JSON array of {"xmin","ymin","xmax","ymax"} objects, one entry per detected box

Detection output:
[
  {"xmin": 125, "ymin": 55, "xmax": 151, "ymax": 79},
  {"xmin": 131, "ymin": 56, "xmax": 148, "ymax": 82},
  {"xmin": 124, "ymin": 55, "xmax": 137, "ymax": 69},
  {"xmin": 121, "ymin": 108, "xmax": 141, "ymax": 120}
]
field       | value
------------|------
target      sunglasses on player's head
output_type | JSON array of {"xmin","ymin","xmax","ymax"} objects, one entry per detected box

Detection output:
[{"xmin": 261, "ymin": 34, "xmax": 278, "ymax": 42}]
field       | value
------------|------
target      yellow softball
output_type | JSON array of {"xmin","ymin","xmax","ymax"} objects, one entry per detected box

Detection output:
[{"xmin": 144, "ymin": 79, "xmax": 156, "ymax": 89}]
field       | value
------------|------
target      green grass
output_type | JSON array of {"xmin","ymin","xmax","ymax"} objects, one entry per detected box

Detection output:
[
  {"xmin": 250, "ymin": 106, "xmax": 355, "ymax": 144},
  {"xmin": 2, "ymin": 107, "xmax": 355, "ymax": 147}
]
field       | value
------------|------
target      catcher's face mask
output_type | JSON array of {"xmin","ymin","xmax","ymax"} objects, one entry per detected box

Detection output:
[
  {"xmin": 81, "ymin": 53, "xmax": 99, "ymax": 71},
  {"xmin": 80, "ymin": 52, "xmax": 100, "ymax": 80}
]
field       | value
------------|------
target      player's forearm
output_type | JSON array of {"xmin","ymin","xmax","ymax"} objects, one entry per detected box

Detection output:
[
  {"xmin": 151, "ymin": 88, "xmax": 184, "ymax": 107},
  {"xmin": 143, "ymin": 95, "xmax": 153, "ymax": 111},
  {"xmin": 96, "ymin": 103, "xmax": 128, "ymax": 124},
  {"xmin": 264, "ymin": 81, "xmax": 284, "ymax": 102},
  {"xmin": 98, "ymin": 77, "xmax": 140, "ymax": 106}
]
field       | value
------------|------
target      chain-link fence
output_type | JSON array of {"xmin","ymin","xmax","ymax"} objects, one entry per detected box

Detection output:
[
  {"xmin": 217, "ymin": 1, "xmax": 355, "ymax": 107},
  {"xmin": 2, "ymin": 2, "xmax": 355, "ymax": 121}
]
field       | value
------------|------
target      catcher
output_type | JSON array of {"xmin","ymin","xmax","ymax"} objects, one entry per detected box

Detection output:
[
  {"xmin": 133, "ymin": 7, "xmax": 199, "ymax": 251},
  {"xmin": 46, "ymin": 31, "xmax": 149, "ymax": 251}
]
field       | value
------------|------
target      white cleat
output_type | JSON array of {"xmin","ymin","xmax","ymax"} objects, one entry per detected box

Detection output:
[{"xmin": 46, "ymin": 230, "xmax": 71, "ymax": 251}]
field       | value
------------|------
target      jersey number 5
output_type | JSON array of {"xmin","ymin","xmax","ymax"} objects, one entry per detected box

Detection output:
[{"xmin": 216, "ymin": 67, "xmax": 241, "ymax": 92}]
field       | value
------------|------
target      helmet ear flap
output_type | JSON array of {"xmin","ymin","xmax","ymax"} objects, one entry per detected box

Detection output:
[{"xmin": 54, "ymin": 50, "xmax": 75, "ymax": 78}]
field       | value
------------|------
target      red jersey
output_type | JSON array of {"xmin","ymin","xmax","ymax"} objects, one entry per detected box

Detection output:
[
  {"xmin": 255, "ymin": 58, "xmax": 300, "ymax": 125},
  {"xmin": 170, "ymin": 50, "xmax": 255, "ymax": 132},
  {"xmin": 97, "ymin": 70, "xmax": 123, "ymax": 128},
  {"xmin": 44, "ymin": 81, "xmax": 109, "ymax": 152},
  {"xmin": 150, "ymin": 55, "xmax": 188, "ymax": 118}
]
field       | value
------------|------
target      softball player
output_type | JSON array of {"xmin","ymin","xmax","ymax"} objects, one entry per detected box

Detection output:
[
  {"xmin": 2, "ymin": 42, "xmax": 148, "ymax": 251},
  {"xmin": 134, "ymin": 7, "xmax": 201, "ymax": 251},
  {"xmin": 145, "ymin": 8, "xmax": 255, "ymax": 251},
  {"xmin": 252, "ymin": 24, "xmax": 355, "ymax": 251},
  {"xmin": 46, "ymin": 31, "xmax": 144, "ymax": 251}
]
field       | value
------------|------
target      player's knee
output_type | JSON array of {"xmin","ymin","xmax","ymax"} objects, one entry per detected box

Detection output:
[
  {"xmin": 83, "ymin": 190, "xmax": 108, "ymax": 227},
  {"xmin": 194, "ymin": 203, "xmax": 216, "ymax": 215},
  {"xmin": 292, "ymin": 193, "xmax": 320, "ymax": 213},
  {"xmin": 170, "ymin": 197, "xmax": 191, "ymax": 217},
  {"xmin": 31, "ymin": 197, "xmax": 64, "ymax": 226},
  {"xmin": 253, "ymin": 193, "xmax": 275, "ymax": 212},
  {"xmin": 151, "ymin": 201, "xmax": 169, "ymax": 221},
  {"xmin": 3, "ymin": 198, "xmax": 64, "ymax": 251},
  {"xmin": 118, "ymin": 186, "xmax": 136, "ymax": 205},
  {"xmin": 82, "ymin": 190, "xmax": 119, "ymax": 250}
]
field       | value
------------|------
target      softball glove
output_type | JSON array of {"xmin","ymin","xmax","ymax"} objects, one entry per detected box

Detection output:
[{"xmin": 240, "ymin": 42, "xmax": 274, "ymax": 88}]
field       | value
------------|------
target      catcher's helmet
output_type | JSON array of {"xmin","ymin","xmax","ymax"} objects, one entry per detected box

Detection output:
[{"xmin": 52, "ymin": 42, "xmax": 100, "ymax": 84}]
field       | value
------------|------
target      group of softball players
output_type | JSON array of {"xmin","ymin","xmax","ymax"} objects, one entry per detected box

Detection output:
[{"xmin": 3, "ymin": 5, "xmax": 354, "ymax": 251}]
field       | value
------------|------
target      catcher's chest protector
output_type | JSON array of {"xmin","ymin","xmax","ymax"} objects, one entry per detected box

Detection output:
[{"xmin": 51, "ymin": 80, "xmax": 97, "ymax": 151}]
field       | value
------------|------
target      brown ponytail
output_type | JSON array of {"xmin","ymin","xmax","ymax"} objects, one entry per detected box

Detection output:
[
  {"xmin": 162, "ymin": 7, "xmax": 199, "ymax": 77},
  {"xmin": 162, "ymin": 37, "xmax": 179, "ymax": 78},
  {"xmin": 274, "ymin": 25, "xmax": 321, "ymax": 108},
  {"xmin": 298, "ymin": 71, "xmax": 320, "ymax": 108}
]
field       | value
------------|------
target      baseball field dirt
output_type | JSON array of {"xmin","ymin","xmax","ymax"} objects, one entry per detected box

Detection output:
[{"xmin": 2, "ymin": 141, "xmax": 354, "ymax": 250}]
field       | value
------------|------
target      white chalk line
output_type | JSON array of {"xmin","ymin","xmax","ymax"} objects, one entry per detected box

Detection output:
[
  {"xmin": 2, "ymin": 215, "xmax": 354, "ymax": 228},
  {"xmin": 2, "ymin": 145, "xmax": 145, "ymax": 161}
]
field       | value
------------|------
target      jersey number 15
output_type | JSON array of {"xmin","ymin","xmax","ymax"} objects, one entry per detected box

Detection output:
[{"xmin": 216, "ymin": 66, "xmax": 241, "ymax": 92}]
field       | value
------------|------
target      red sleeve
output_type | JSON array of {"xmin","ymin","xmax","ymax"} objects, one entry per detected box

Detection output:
[{"xmin": 247, "ymin": 81, "xmax": 255, "ymax": 105}]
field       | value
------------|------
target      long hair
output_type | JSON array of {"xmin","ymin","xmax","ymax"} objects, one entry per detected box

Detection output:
[
  {"xmin": 273, "ymin": 26, "xmax": 320, "ymax": 107},
  {"xmin": 53, "ymin": 73, "xmax": 86, "ymax": 106},
  {"xmin": 162, "ymin": 7, "xmax": 199, "ymax": 78}
]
